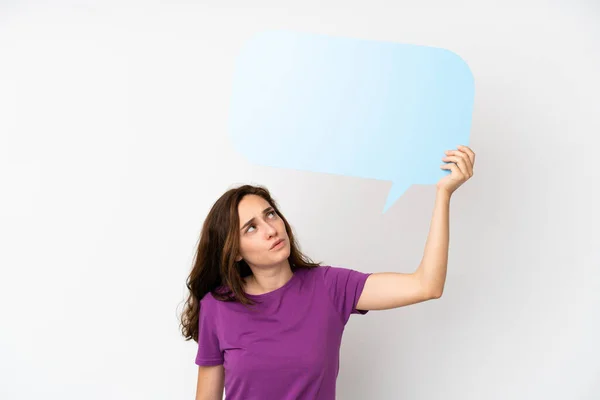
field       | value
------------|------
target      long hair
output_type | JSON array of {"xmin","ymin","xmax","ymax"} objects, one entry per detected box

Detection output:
[{"xmin": 180, "ymin": 184, "xmax": 322, "ymax": 342}]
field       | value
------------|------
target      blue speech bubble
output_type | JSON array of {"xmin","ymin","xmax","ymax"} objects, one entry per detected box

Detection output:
[{"xmin": 228, "ymin": 29, "xmax": 474, "ymax": 213}]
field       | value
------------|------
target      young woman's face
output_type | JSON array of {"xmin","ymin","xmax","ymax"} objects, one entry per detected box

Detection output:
[{"xmin": 235, "ymin": 194, "xmax": 290, "ymax": 267}]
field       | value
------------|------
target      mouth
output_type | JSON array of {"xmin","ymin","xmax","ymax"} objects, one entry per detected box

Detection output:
[{"xmin": 270, "ymin": 239, "xmax": 284, "ymax": 250}]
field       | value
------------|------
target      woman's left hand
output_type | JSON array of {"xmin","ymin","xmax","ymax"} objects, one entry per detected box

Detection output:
[{"xmin": 437, "ymin": 145, "xmax": 476, "ymax": 196}]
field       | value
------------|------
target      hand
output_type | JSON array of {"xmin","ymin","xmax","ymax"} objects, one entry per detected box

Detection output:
[{"xmin": 437, "ymin": 145, "xmax": 476, "ymax": 195}]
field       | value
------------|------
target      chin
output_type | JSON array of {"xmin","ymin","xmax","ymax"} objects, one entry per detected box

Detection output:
[{"xmin": 276, "ymin": 248, "xmax": 291, "ymax": 260}]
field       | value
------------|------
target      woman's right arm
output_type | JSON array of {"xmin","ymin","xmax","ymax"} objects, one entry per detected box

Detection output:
[{"xmin": 195, "ymin": 364, "xmax": 224, "ymax": 400}]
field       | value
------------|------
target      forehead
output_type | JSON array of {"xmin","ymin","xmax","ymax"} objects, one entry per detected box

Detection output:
[{"xmin": 238, "ymin": 194, "xmax": 271, "ymax": 219}]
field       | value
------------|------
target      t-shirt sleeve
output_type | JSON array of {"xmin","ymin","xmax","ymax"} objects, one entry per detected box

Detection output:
[
  {"xmin": 194, "ymin": 294, "xmax": 224, "ymax": 366},
  {"xmin": 320, "ymin": 265, "xmax": 373, "ymax": 325}
]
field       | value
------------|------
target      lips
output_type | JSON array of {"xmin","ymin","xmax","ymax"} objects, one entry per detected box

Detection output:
[{"xmin": 270, "ymin": 239, "xmax": 284, "ymax": 250}]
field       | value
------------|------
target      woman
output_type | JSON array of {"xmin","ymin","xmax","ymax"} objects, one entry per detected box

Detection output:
[{"xmin": 180, "ymin": 145, "xmax": 475, "ymax": 400}]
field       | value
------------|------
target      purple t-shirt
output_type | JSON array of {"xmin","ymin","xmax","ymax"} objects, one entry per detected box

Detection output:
[{"xmin": 195, "ymin": 265, "xmax": 372, "ymax": 400}]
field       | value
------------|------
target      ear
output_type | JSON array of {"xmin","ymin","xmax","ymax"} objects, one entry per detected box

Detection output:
[{"xmin": 235, "ymin": 254, "xmax": 243, "ymax": 262}]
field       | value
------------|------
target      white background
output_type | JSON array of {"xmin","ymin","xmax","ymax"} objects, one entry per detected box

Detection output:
[{"xmin": 1, "ymin": 1, "xmax": 598, "ymax": 399}]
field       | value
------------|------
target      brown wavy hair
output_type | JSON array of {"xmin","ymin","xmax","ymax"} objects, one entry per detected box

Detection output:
[{"xmin": 179, "ymin": 183, "xmax": 322, "ymax": 342}]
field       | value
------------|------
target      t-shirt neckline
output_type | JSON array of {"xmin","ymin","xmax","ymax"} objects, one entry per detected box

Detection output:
[{"xmin": 243, "ymin": 268, "xmax": 300, "ymax": 299}]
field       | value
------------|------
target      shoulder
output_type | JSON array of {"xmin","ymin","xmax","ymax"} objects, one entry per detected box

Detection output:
[
  {"xmin": 199, "ymin": 292, "xmax": 215, "ymax": 311},
  {"xmin": 302, "ymin": 264, "xmax": 332, "ymax": 274},
  {"xmin": 302, "ymin": 265, "xmax": 367, "ymax": 284},
  {"xmin": 199, "ymin": 291, "xmax": 231, "ymax": 324},
  {"xmin": 316, "ymin": 265, "xmax": 372, "ymax": 293},
  {"xmin": 199, "ymin": 290, "xmax": 225, "ymax": 311},
  {"xmin": 313, "ymin": 264, "xmax": 364, "ymax": 279},
  {"xmin": 296, "ymin": 265, "xmax": 328, "ymax": 280},
  {"xmin": 301, "ymin": 264, "xmax": 352, "ymax": 275}
]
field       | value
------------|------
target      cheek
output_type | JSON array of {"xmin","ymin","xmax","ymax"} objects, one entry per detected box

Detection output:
[
  {"xmin": 240, "ymin": 238, "xmax": 260, "ymax": 256},
  {"xmin": 278, "ymin": 221, "xmax": 287, "ymax": 235}
]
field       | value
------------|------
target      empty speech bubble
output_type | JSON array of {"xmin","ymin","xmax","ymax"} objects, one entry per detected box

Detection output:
[{"xmin": 228, "ymin": 29, "xmax": 474, "ymax": 213}]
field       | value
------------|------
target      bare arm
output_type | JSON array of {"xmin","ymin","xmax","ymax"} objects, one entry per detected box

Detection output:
[
  {"xmin": 195, "ymin": 365, "xmax": 224, "ymax": 400},
  {"xmin": 356, "ymin": 188, "xmax": 451, "ymax": 311},
  {"xmin": 356, "ymin": 145, "xmax": 481, "ymax": 311},
  {"xmin": 415, "ymin": 187, "xmax": 451, "ymax": 298}
]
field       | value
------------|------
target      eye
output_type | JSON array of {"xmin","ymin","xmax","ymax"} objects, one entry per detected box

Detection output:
[{"xmin": 245, "ymin": 211, "xmax": 277, "ymax": 233}]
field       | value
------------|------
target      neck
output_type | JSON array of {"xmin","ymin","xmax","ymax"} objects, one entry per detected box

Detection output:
[{"xmin": 245, "ymin": 260, "xmax": 293, "ymax": 295}]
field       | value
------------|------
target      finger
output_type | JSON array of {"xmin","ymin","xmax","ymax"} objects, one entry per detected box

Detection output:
[
  {"xmin": 457, "ymin": 145, "xmax": 475, "ymax": 166},
  {"xmin": 444, "ymin": 150, "xmax": 473, "ymax": 176},
  {"xmin": 445, "ymin": 149, "xmax": 470, "ymax": 166},
  {"xmin": 442, "ymin": 155, "xmax": 469, "ymax": 177},
  {"xmin": 440, "ymin": 160, "xmax": 463, "ymax": 177}
]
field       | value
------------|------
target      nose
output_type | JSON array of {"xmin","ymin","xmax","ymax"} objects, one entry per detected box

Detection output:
[{"xmin": 265, "ymin": 221, "xmax": 277, "ymax": 237}]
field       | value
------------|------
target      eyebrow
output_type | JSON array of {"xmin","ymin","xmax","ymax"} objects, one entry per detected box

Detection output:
[{"xmin": 240, "ymin": 207, "xmax": 274, "ymax": 231}]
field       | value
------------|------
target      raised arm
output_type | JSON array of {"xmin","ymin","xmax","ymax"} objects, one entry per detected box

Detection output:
[{"xmin": 356, "ymin": 145, "xmax": 475, "ymax": 311}]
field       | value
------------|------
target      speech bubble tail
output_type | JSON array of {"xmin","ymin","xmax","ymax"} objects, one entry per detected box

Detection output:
[{"xmin": 382, "ymin": 182, "xmax": 411, "ymax": 214}]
